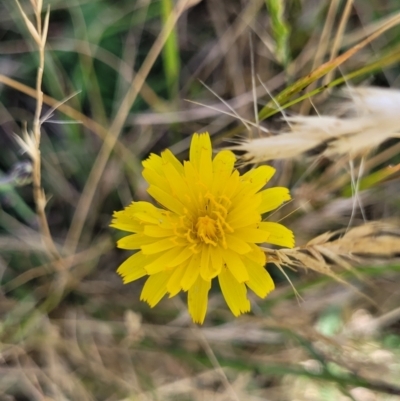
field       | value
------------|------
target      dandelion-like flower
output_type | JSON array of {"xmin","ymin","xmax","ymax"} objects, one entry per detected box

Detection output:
[{"xmin": 111, "ymin": 133, "xmax": 294, "ymax": 323}]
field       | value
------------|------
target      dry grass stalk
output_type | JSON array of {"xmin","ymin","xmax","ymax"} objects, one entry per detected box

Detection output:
[
  {"xmin": 13, "ymin": 1, "xmax": 62, "ymax": 266},
  {"xmin": 0, "ymin": 73, "xmax": 139, "ymax": 168},
  {"xmin": 63, "ymin": 0, "xmax": 196, "ymax": 255},
  {"xmin": 299, "ymin": 0, "xmax": 340, "ymax": 115},
  {"xmin": 232, "ymin": 86, "xmax": 400, "ymax": 162},
  {"xmin": 323, "ymin": 0, "xmax": 354, "ymax": 87},
  {"xmin": 267, "ymin": 222, "xmax": 400, "ymax": 281},
  {"xmin": 3, "ymin": 2, "xmax": 400, "ymax": 400}
]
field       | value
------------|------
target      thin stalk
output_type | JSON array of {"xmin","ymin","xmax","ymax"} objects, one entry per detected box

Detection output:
[
  {"xmin": 63, "ymin": 0, "xmax": 192, "ymax": 255},
  {"xmin": 14, "ymin": 1, "xmax": 61, "ymax": 263}
]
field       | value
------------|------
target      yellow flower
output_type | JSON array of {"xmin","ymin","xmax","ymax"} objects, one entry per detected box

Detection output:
[{"xmin": 111, "ymin": 133, "xmax": 294, "ymax": 323}]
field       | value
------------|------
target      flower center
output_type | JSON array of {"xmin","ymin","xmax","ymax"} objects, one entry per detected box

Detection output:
[
  {"xmin": 196, "ymin": 215, "xmax": 218, "ymax": 245},
  {"xmin": 172, "ymin": 192, "xmax": 233, "ymax": 251},
  {"xmin": 193, "ymin": 193, "xmax": 233, "ymax": 247}
]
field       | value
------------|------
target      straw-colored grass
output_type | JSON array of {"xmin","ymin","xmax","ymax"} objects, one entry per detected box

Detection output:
[{"xmin": 1, "ymin": 0, "xmax": 400, "ymax": 400}]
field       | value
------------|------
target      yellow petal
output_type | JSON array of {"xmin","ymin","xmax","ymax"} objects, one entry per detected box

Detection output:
[
  {"xmin": 117, "ymin": 233, "xmax": 155, "ymax": 249},
  {"xmin": 162, "ymin": 151, "xmax": 186, "ymax": 189},
  {"xmin": 241, "ymin": 165, "xmax": 275, "ymax": 190},
  {"xmin": 144, "ymin": 247, "xmax": 184, "ymax": 274},
  {"xmin": 221, "ymin": 170, "xmax": 240, "ymax": 199},
  {"xmin": 190, "ymin": 133, "xmax": 213, "ymax": 186},
  {"xmin": 142, "ymin": 153, "xmax": 170, "ymax": 192},
  {"xmin": 142, "ymin": 167, "xmax": 170, "ymax": 194},
  {"xmin": 199, "ymin": 244, "xmax": 216, "ymax": 281},
  {"xmin": 167, "ymin": 264, "xmax": 186, "ymax": 296},
  {"xmin": 209, "ymin": 246, "xmax": 223, "ymax": 274},
  {"xmin": 161, "ymin": 151, "xmax": 192, "ymax": 206},
  {"xmin": 190, "ymin": 133, "xmax": 211, "ymax": 170},
  {"xmin": 258, "ymin": 187, "xmax": 291, "ymax": 214},
  {"xmin": 233, "ymin": 227, "xmax": 270, "ymax": 243},
  {"xmin": 246, "ymin": 243, "xmax": 267, "ymax": 265},
  {"xmin": 147, "ymin": 185, "xmax": 185, "ymax": 215},
  {"xmin": 166, "ymin": 247, "xmax": 193, "ymax": 268},
  {"xmin": 110, "ymin": 218, "xmax": 141, "ymax": 233},
  {"xmin": 134, "ymin": 212, "xmax": 162, "ymax": 225},
  {"xmin": 121, "ymin": 269, "xmax": 147, "ymax": 284},
  {"xmin": 143, "ymin": 225, "xmax": 174, "ymax": 238},
  {"xmin": 183, "ymin": 161, "xmax": 201, "ymax": 209},
  {"xmin": 221, "ymin": 249, "xmax": 249, "ymax": 282},
  {"xmin": 227, "ymin": 209, "xmax": 261, "ymax": 229},
  {"xmin": 199, "ymin": 153, "xmax": 213, "ymax": 187},
  {"xmin": 188, "ymin": 276, "xmax": 211, "ymax": 324},
  {"xmin": 162, "ymin": 149, "xmax": 184, "ymax": 174},
  {"xmin": 181, "ymin": 254, "xmax": 200, "ymax": 291},
  {"xmin": 230, "ymin": 192, "xmax": 262, "ymax": 215},
  {"xmin": 130, "ymin": 201, "xmax": 163, "ymax": 215},
  {"xmin": 130, "ymin": 201, "xmax": 166, "ymax": 225},
  {"xmin": 141, "ymin": 238, "xmax": 175, "ymax": 255},
  {"xmin": 211, "ymin": 150, "xmax": 236, "ymax": 195},
  {"xmin": 225, "ymin": 234, "xmax": 252, "ymax": 254},
  {"xmin": 244, "ymin": 257, "xmax": 275, "ymax": 298},
  {"xmin": 142, "ymin": 213, "xmax": 175, "ymax": 231},
  {"xmin": 259, "ymin": 222, "xmax": 295, "ymax": 248},
  {"xmin": 117, "ymin": 251, "xmax": 154, "ymax": 283},
  {"xmin": 110, "ymin": 206, "xmax": 143, "ymax": 233},
  {"xmin": 190, "ymin": 133, "xmax": 201, "ymax": 166},
  {"xmin": 218, "ymin": 267, "xmax": 250, "ymax": 317},
  {"xmin": 140, "ymin": 271, "xmax": 170, "ymax": 307},
  {"xmin": 142, "ymin": 153, "xmax": 164, "ymax": 175}
]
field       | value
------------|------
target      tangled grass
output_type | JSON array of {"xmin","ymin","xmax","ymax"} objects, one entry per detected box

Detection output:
[{"xmin": 1, "ymin": 0, "xmax": 400, "ymax": 399}]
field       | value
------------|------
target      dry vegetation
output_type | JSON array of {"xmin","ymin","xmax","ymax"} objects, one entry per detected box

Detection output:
[{"xmin": 1, "ymin": 0, "xmax": 400, "ymax": 400}]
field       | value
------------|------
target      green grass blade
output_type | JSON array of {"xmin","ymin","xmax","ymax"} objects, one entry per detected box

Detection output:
[
  {"xmin": 342, "ymin": 164, "xmax": 400, "ymax": 197},
  {"xmin": 266, "ymin": 0, "xmax": 291, "ymax": 67},
  {"xmin": 0, "ymin": 172, "xmax": 36, "ymax": 225},
  {"xmin": 259, "ymin": 45, "xmax": 400, "ymax": 120},
  {"xmin": 258, "ymin": 14, "xmax": 400, "ymax": 120},
  {"xmin": 161, "ymin": 0, "xmax": 181, "ymax": 99}
]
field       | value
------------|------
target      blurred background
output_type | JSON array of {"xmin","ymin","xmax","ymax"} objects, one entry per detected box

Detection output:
[{"xmin": 1, "ymin": 0, "xmax": 400, "ymax": 399}]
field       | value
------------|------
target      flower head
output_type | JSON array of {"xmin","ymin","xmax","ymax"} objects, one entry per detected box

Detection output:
[{"xmin": 111, "ymin": 133, "xmax": 294, "ymax": 323}]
